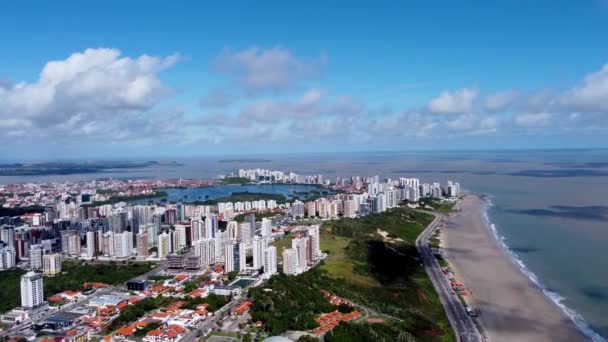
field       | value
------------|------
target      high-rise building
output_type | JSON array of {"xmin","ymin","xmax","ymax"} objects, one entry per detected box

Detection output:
[
  {"xmin": 0, "ymin": 247, "xmax": 16, "ymax": 269},
  {"xmin": 29, "ymin": 244, "xmax": 43, "ymax": 270},
  {"xmin": 86, "ymin": 230, "xmax": 99, "ymax": 258},
  {"xmin": 309, "ymin": 226, "xmax": 322, "ymax": 261},
  {"xmin": 252, "ymin": 236, "xmax": 267, "ymax": 270},
  {"xmin": 61, "ymin": 230, "xmax": 81, "ymax": 256},
  {"xmin": 21, "ymin": 271, "xmax": 44, "ymax": 308},
  {"xmin": 205, "ymin": 214, "xmax": 217, "ymax": 239},
  {"xmin": 306, "ymin": 201, "xmax": 316, "ymax": 218},
  {"xmin": 227, "ymin": 221, "xmax": 239, "ymax": 240},
  {"xmin": 136, "ymin": 232, "xmax": 149, "ymax": 258},
  {"xmin": 247, "ymin": 214, "xmax": 256, "ymax": 239},
  {"xmin": 261, "ymin": 218, "xmax": 272, "ymax": 237},
  {"xmin": 174, "ymin": 224, "xmax": 189, "ymax": 249},
  {"xmin": 282, "ymin": 248, "xmax": 298, "ymax": 275},
  {"xmin": 158, "ymin": 232, "xmax": 171, "ymax": 259},
  {"xmin": 292, "ymin": 236, "xmax": 308, "ymax": 272},
  {"xmin": 102, "ymin": 232, "xmax": 114, "ymax": 256},
  {"xmin": 194, "ymin": 238, "xmax": 216, "ymax": 266},
  {"xmin": 264, "ymin": 246, "xmax": 277, "ymax": 277},
  {"xmin": 292, "ymin": 200, "xmax": 305, "ymax": 218},
  {"xmin": 1, "ymin": 226, "xmax": 15, "ymax": 249},
  {"xmin": 224, "ymin": 240, "xmax": 246, "ymax": 273},
  {"xmin": 238, "ymin": 222, "xmax": 251, "ymax": 242},
  {"xmin": 43, "ymin": 253, "xmax": 61, "ymax": 276},
  {"xmin": 114, "ymin": 231, "xmax": 133, "ymax": 258}
]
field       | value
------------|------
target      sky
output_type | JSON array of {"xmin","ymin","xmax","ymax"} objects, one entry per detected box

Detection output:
[{"xmin": 1, "ymin": 0, "xmax": 608, "ymax": 160}]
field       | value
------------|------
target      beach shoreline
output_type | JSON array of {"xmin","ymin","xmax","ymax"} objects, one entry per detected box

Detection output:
[{"xmin": 441, "ymin": 194, "xmax": 587, "ymax": 342}]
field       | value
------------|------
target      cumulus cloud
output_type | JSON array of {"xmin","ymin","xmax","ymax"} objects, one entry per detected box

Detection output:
[
  {"xmin": 515, "ymin": 112, "xmax": 553, "ymax": 127},
  {"xmin": 0, "ymin": 48, "xmax": 179, "ymax": 141},
  {"xmin": 199, "ymin": 88, "xmax": 234, "ymax": 108},
  {"xmin": 212, "ymin": 46, "xmax": 326, "ymax": 94},
  {"xmin": 427, "ymin": 87, "xmax": 477, "ymax": 114},
  {"xmin": 562, "ymin": 63, "xmax": 608, "ymax": 112},
  {"xmin": 484, "ymin": 90, "xmax": 519, "ymax": 112}
]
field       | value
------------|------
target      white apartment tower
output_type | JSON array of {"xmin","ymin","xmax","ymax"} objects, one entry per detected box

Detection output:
[
  {"xmin": 21, "ymin": 271, "xmax": 44, "ymax": 308},
  {"xmin": 252, "ymin": 236, "xmax": 267, "ymax": 270},
  {"xmin": 264, "ymin": 246, "xmax": 277, "ymax": 277},
  {"xmin": 194, "ymin": 238, "xmax": 216, "ymax": 266},
  {"xmin": 292, "ymin": 237, "xmax": 308, "ymax": 272},
  {"xmin": 43, "ymin": 253, "xmax": 61, "ymax": 276},
  {"xmin": 261, "ymin": 218, "xmax": 272, "ymax": 237},
  {"xmin": 282, "ymin": 248, "xmax": 298, "ymax": 275}
]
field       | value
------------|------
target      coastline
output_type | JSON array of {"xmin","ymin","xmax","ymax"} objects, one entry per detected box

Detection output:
[{"xmin": 442, "ymin": 194, "xmax": 589, "ymax": 342}]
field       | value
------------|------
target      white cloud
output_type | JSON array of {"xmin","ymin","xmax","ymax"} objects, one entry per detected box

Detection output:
[
  {"xmin": 515, "ymin": 112, "xmax": 553, "ymax": 127},
  {"xmin": 212, "ymin": 46, "xmax": 326, "ymax": 93},
  {"xmin": 200, "ymin": 88, "xmax": 234, "ymax": 108},
  {"xmin": 0, "ymin": 48, "xmax": 179, "ymax": 142},
  {"xmin": 484, "ymin": 90, "xmax": 519, "ymax": 112},
  {"xmin": 427, "ymin": 87, "xmax": 477, "ymax": 114},
  {"xmin": 562, "ymin": 63, "xmax": 608, "ymax": 112}
]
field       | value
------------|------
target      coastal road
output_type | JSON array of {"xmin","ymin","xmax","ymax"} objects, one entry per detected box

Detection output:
[{"xmin": 416, "ymin": 212, "xmax": 484, "ymax": 342}]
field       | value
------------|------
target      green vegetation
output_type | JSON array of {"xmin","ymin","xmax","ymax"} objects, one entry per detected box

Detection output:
[
  {"xmin": 317, "ymin": 206, "xmax": 454, "ymax": 341},
  {"xmin": 182, "ymin": 294, "xmax": 227, "ymax": 312},
  {"xmin": 319, "ymin": 234, "xmax": 379, "ymax": 287},
  {"xmin": 192, "ymin": 191, "xmax": 288, "ymax": 205},
  {"xmin": 0, "ymin": 269, "xmax": 24, "ymax": 313},
  {"xmin": 103, "ymin": 296, "xmax": 175, "ymax": 333},
  {"xmin": 233, "ymin": 211, "xmax": 276, "ymax": 223},
  {"xmin": 226, "ymin": 271, "xmax": 239, "ymax": 282},
  {"xmin": 250, "ymin": 207, "xmax": 452, "ymax": 340},
  {"xmin": 220, "ymin": 176, "xmax": 251, "ymax": 185},
  {"xmin": 0, "ymin": 205, "xmax": 45, "ymax": 217},
  {"xmin": 148, "ymin": 275, "xmax": 173, "ymax": 282},
  {"xmin": 96, "ymin": 189, "xmax": 114, "ymax": 194},
  {"xmin": 297, "ymin": 336, "xmax": 320, "ymax": 342},
  {"xmin": 44, "ymin": 261, "xmax": 157, "ymax": 297},
  {"xmin": 325, "ymin": 322, "xmax": 416, "ymax": 342},
  {"xmin": 418, "ymin": 198, "xmax": 456, "ymax": 213},
  {"xmin": 0, "ymin": 161, "xmax": 163, "ymax": 176},
  {"xmin": 208, "ymin": 331, "xmax": 240, "ymax": 339},
  {"xmin": 134, "ymin": 322, "xmax": 161, "ymax": 337},
  {"xmin": 85, "ymin": 190, "xmax": 168, "ymax": 206},
  {"xmin": 249, "ymin": 273, "xmax": 337, "ymax": 335},
  {"xmin": 270, "ymin": 235, "xmax": 294, "ymax": 261}
]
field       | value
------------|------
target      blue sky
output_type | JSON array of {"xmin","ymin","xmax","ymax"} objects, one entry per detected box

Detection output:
[{"xmin": 1, "ymin": 1, "xmax": 608, "ymax": 160}]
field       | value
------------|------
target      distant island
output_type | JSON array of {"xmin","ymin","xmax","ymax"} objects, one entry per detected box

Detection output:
[
  {"xmin": 0, "ymin": 161, "xmax": 182, "ymax": 176},
  {"xmin": 218, "ymin": 159, "xmax": 271, "ymax": 163}
]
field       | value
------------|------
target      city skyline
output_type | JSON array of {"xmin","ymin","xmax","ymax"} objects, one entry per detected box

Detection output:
[{"xmin": 1, "ymin": 1, "xmax": 608, "ymax": 159}]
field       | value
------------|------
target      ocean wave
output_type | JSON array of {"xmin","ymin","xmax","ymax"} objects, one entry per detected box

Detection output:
[{"xmin": 481, "ymin": 196, "xmax": 606, "ymax": 342}]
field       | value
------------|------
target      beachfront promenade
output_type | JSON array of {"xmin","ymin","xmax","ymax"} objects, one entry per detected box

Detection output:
[{"xmin": 416, "ymin": 211, "xmax": 483, "ymax": 342}]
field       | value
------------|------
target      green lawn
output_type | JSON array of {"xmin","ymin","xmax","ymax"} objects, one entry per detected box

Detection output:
[
  {"xmin": 271, "ymin": 234, "xmax": 294, "ymax": 262},
  {"xmin": 320, "ymin": 234, "xmax": 380, "ymax": 287}
]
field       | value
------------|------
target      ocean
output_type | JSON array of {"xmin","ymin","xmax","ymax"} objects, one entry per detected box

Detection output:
[{"xmin": 2, "ymin": 149, "xmax": 607, "ymax": 340}]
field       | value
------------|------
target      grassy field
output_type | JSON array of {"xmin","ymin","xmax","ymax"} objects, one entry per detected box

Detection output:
[
  {"xmin": 270, "ymin": 234, "xmax": 294, "ymax": 262},
  {"xmin": 319, "ymin": 207, "xmax": 455, "ymax": 341},
  {"xmin": 320, "ymin": 234, "xmax": 380, "ymax": 287}
]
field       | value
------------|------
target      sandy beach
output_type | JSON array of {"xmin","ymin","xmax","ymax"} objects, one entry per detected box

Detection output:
[{"xmin": 442, "ymin": 194, "xmax": 585, "ymax": 342}]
